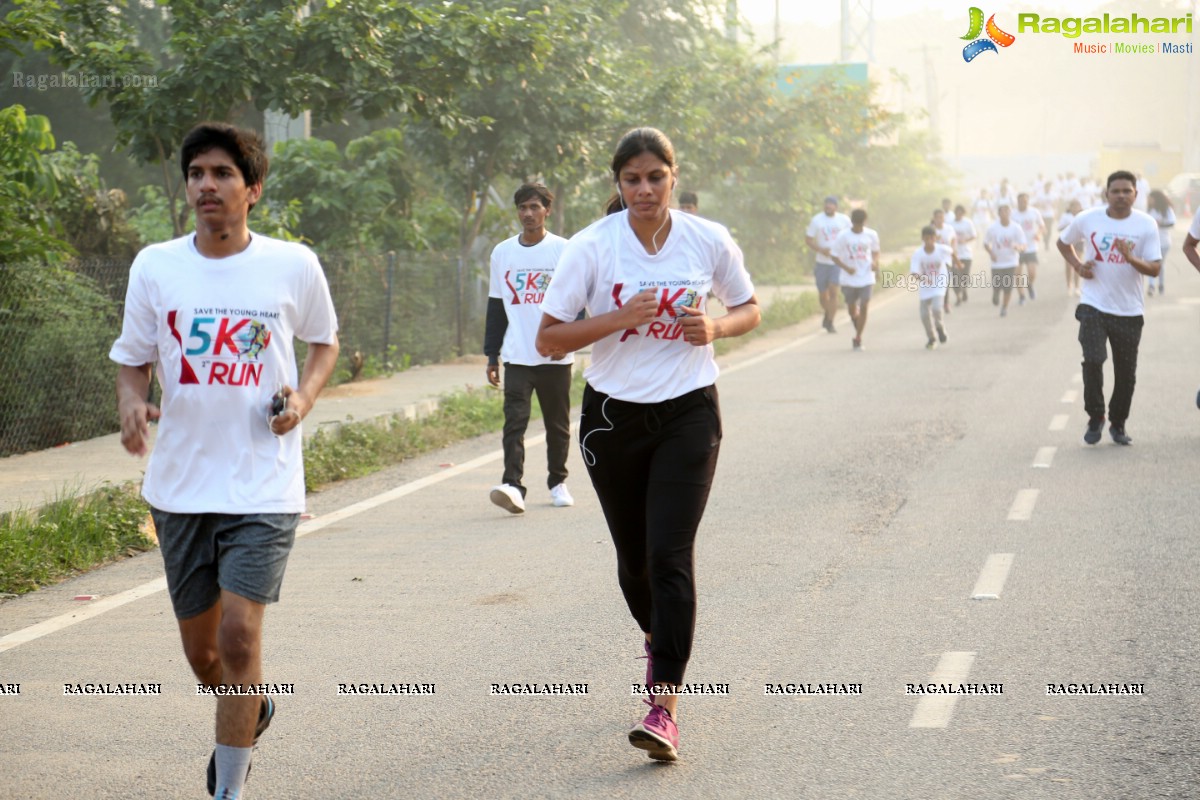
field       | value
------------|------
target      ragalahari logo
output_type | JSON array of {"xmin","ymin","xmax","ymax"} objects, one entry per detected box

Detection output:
[{"xmin": 961, "ymin": 7, "xmax": 1016, "ymax": 62}]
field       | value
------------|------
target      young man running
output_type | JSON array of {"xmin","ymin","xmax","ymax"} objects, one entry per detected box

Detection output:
[
  {"xmin": 110, "ymin": 123, "xmax": 339, "ymax": 798},
  {"xmin": 484, "ymin": 184, "xmax": 574, "ymax": 513},
  {"xmin": 831, "ymin": 208, "xmax": 880, "ymax": 350},
  {"xmin": 950, "ymin": 204, "xmax": 978, "ymax": 305},
  {"xmin": 1011, "ymin": 192, "xmax": 1046, "ymax": 302},
  {"xmin": 806, "ymin": 195, "xmax": 851, "ymax": 333},
  {"xmin": 1057, "ymin": 170, "xmax": 1161, "ymax": 445},
  {"xmin": 984, "ymin": 203, "xmax": 1027, "ymax": 317},
  {"xmin": 911, "ymin": 225, "xmax": 952, "ymax": 349}
]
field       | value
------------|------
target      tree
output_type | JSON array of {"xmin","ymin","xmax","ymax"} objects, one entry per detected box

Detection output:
[
  {"xmin": 0, "ymin": 104, "xmax": 71, "ymax": 264},
  {"xmin": 43, "ymin": 0, "xmax": 560, "ymax": 235}
]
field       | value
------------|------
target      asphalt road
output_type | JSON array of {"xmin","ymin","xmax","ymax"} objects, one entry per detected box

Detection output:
[{"xmin": 2, "ymin": 247, "xmax": 1199, "ymax": 799}]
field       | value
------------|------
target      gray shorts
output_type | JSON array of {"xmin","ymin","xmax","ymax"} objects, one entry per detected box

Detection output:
[
  {"xmin": 814, "ymin": 262, "xmax": 841, "ymax": 292},
  {"xmin": 150, "ymin": 508, "xmax": 299, "ymax": 619},
  {"xmin": 840, "ymin": 284, "xmax": 873, "ymax": 306}
]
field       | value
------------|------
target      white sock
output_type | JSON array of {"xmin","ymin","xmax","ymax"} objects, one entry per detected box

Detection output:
[{"xmin": 214, "ymin": 743, "xmax": 253, "ymax": 799}]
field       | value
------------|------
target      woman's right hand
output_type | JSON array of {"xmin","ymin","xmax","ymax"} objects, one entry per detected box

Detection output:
[{"xmin": 617, "ymin": 288, "xmax": 659, "ymax": 327}]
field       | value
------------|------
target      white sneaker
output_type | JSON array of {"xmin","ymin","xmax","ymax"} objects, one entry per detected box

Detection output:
[
  {"xmin": 489, "ymin": 484, "xmax": 525, "ymax": 514},
  {"xmin": 549, "ymin": 484, "xmax": 574, "ymax": 507}
]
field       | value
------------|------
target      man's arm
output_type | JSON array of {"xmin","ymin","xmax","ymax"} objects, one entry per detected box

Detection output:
[
  {"xmin": 271, "ymin": 337, "xmax": 340, "ymax": 436},
  {"xmin": 1184, "ymin": 233, "xmax": 1200, "ymax": 273},
  {"xmin": 117, "ymin": 363, "xmax": 159, "ymax": 457},
  {"xmin": 805, "ymin": 235, "xmax": 828, "ymax": 259},
  {"xmin": 1112, "ymin": 239, "xmax": 1159, "ymax": 278},
  {"xmin": 483, "ymin": 297, "xmax": 508, "ymax": 387}
]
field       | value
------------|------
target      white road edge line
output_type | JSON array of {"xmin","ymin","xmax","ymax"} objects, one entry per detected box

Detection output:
[
  {"xmin": 910, "ymin": 651, "xmax": 977, "ymax": 728},
  {"xmin": 1007, "ymin": 489, "xmax": 1039, "ymax": 521},
  {"xmin": 1032, "ymin": 447, "xmax": 1057, "ymax": 468},
  {"xmin": 970, "ymin": 554, "xmax": 1015, "ymax": 600}
]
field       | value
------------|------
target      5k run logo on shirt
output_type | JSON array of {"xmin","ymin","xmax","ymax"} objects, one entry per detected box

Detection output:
[
  {"xmin": 168, "ymin": 311, "xmax": 273, "ymax": 386},
  {"xmin": 612, "ymin": 284, "xmax": 702, "ymax": 342},
  {"xmin": 961, "ymin": 7, "xmax": 1016, "ymax": 62},
  {"xmin": 504, "ymin": 270, "xmax": 552, "ymax": 305}
]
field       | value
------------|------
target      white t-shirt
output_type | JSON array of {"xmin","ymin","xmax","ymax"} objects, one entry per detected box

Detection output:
[
  {"xmin": 1190, "ymin": 208, "xmax": 1200, "ymax": 240},
  {"xmin": 950, "ymin": 217, "xmax": 977, "ymax": 260},
  {"xmin": 1059, "ymin": 208, "xmax": 1162, "ymax": 316},
  {"xmin": 806, "ymin": 211, "xmax": 851, "ymax": 265},
  {"xmin": 984, "ymin": 222, "xmax": 1027, "ymax": 267},
  {"xmin": 541, "ymin": 210, "xmax": 755, "ymax": 404},
  {"xmin": 109, "ymin": 233, "xmax": 339, "ymax": 514},
  {"xmin": 934, "ymin": 222, "xmax": 957, "ymax": 251},
  {"xmin": 1010, "ymin": 207, "xmax": 1045, "ymax": 251},
  {"xmin": 1148, "ymin": 206, "xmax": 1176, "ymax": 251},
  {"xmin": 487, "ymin": 232, "xmax": 572, "ymax": 366},
  {"xmin": 830, "ymin": 227, "xmax": 880, "ymax": 288},
  {"xmin": 910, "ymin": 244, "xmax": 953, "ymax": 300}
]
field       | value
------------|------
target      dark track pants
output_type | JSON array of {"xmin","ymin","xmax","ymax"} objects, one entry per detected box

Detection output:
[
  {"xmin": 578, "ymin": 383, "xmax": 722, "ymax": 685},
  {"xmin": 501, "ymin": 363, "xmax": 572, "ymax": 495},
  {"xmin": 1075, "ymin": 303, "xmax": 1144, "ymax": 426}
]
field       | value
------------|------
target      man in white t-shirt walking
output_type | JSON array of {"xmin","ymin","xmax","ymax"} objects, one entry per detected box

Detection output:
[
  {"xmin": 931, "ymin": 208, "xmax": 961, "ymax": 313},
  {"xmin": 831, "ymin": 208, "xmax": 880, "ymax": 351},
  {"xmin": 110, "ymin": 123, "xmax": 340, "ymax": 799},
  {"xmin": 984, "ymin": 203, "xmax": 1027, "ymax": 317},
  {"xmin": 1058, "ymin": 170, "xmax": 1162, "ymax": 445},
  {"xmin": 806, "ymin": 196, "xmax": 851, "ymax": 334},
  {"xmin": 1182, "ymin": 208, "xmax": 1200, "ymax": 408},
  {"xmin": 484, "ymin": 184, "xmax": 574, "ymax": 513}
]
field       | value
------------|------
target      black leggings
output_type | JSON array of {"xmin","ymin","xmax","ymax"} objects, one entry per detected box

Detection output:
[{"xmin": 579, "ymin": 383, "xmax": 722, "ymax": 685}]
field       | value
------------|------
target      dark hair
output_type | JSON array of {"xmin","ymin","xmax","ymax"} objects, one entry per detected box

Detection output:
[
  {"xmin": 954, "ymin": 204, "xmax": 966, "ymax": 214},
  {"xmin": 921, "ymin": 225, "xmax": 936, "ymax": 238},
  {"xmin": 1017, "ymin": 192, "xmax": 1029, "ymax": 201},
  {"xmin": 180, "ymin": 123, "xmax": 268, "ymax": 190},
  {"xmin": 850, "ymin": 208, "xmax": 867, "ymax": 225},
  {"xmin": 932, "ymin": 207, "xmax": 944, "ymax": 217},
  {"xmin": 606, "ymin": 127, "xmax": 678, "ymax": 215},
  {"xmin": 514, "ymin": 183, "xmax": 553, "ymax": 209},
  {"xmin": 1107, "ymin": 169, "xmax": 1137, "ymax": 189},
  {"xmin": 1148, "ymin": 189, "xmax": 1172, "ymax": 214},
  {"xmin": 679, "ymin": 191, "xmax": 698, "ymax": 207}
]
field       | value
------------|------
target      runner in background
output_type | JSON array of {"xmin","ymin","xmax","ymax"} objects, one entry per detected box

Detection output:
[
  {"xmin": 1011, "ymin": 193, "xmax": 1045, "ymax": 303},
  {"xmin": 931, "ymin": 208, "xmax": 960, "ymax": 313},
  {"xmin": 972, "ymin": 188, "xmax": 994, "ymax": 233},
  {"xmin": 806, "ymin": 196, "xmax": 851, "ymax": 334},
  {"xmin": 1145, "ymin": 189, "xmax": 1175, "ymax": 296},
  {"xmin": 831, "ymin": 208, "xmax": 880, "ymax": 351},
  {"xmin": 1059, "ymin": 198, "xmax": 1084, "ymax": 297},
  {"xmin": 950, "ymin": 204, "xmax": 977, "ymax": 306},
  {"xmin": 679, "ymin": 191, "xmax": 699, "ymax": 214},
  {"xmin": 984, "ymin": 203, "xmax": 1027, "ymax": 317},
  {"xmin": 910, "ymin": 225, "xmax": 952, "ymax": 349}
]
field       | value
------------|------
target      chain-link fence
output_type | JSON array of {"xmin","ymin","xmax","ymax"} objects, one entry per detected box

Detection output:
[{"xmin": 0, "ymin": 250, "xmax": 487, "ymax": 458}]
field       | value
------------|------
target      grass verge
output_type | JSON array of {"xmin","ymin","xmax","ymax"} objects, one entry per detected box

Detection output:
[{"xmin": 0, "ymin": 483, "xmax": 156, "ymax": 596}]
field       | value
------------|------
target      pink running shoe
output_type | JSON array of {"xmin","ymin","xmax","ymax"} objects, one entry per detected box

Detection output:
[{"xmin": 629, "ymin": 699, "xmax": 679, "ymax": 761}]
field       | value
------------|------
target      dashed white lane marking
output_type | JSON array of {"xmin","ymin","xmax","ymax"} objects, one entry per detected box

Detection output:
[
  {"xmin": 910, "ymin": 651, "xmax": 977, "ymax": 728},
  {"xmin": 1032, "ymin": 447, "xmax": 1057, "ymax": 468},
  {"xmin": 1049, "ymin": 415, "xmax": 1069, "ymax": 431},
  {"xmin": 1007, "ymin": 489, "xmax": 1039, "ymax": 521},
  {"xmin": 1061, "ymin": 390, "xmax": 1078, "ymax": 403},
  {"xmin": 971, "ymin": 554, "xmax": 1015, "ymax": 600},
  {"xmin": 1071, "ymin": 373, "xmax": 1082, "ymax": 385}
]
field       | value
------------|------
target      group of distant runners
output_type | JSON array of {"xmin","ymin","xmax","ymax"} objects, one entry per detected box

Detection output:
[
  {"xmin": 109, "ymin": 115, "xmax": 1200, "ymax": 797},
  {"xmin": 810, "ymin": 170, "xmax": 1200, "ymax": 447}
]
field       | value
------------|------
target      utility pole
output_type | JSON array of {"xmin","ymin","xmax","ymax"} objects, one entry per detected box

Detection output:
[{"xmin": 840, "ymin": 0, "xmax": 875, "ymax": 62}]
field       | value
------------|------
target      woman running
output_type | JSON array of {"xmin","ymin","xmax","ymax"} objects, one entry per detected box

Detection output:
[{"xmin": 536, "ymin": 127, "xmax": 760, "ymax": 762}]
